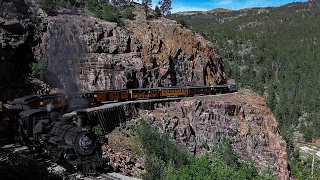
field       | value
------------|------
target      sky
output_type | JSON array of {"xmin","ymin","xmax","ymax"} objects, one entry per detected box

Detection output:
[{"xmin": 134, "ymin": 0, "xmax": 309, "ymax": 13}]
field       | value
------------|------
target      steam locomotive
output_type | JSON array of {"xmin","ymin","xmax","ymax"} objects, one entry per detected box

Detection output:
[{"xmin": 17, "ymin": 109, "xmax": 106, "ymax": 174}]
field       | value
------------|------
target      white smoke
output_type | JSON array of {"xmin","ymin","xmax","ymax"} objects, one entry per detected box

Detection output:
[{"xmin": 46, "ymin": 103, "xmax": 53, "ymax": 112}]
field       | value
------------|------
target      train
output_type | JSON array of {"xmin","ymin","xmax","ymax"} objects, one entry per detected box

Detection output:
[
  {"xmin": 5, "ymin": 84, "xmax": 237, "ymax": 174},
  {"xmin": 7, "ymin": 84, "xmax": 237, "ymax": 113}
]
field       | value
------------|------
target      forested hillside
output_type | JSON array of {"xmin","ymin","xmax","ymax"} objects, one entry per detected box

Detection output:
[{"xmin": 170, "ymin": 0, "xmax": 320, "ymax": 170}]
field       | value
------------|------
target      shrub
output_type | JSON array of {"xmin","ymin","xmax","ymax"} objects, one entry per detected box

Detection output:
[
  {"xmin": 30, "ymin": 60, "xmax": 46, "ymax": 79},
  {"xmin": 213, "ymin": 137, "xmax": 238, "ymax": 166},
  {"xmin": 143, "ymin": 154, "xmax": 166, "ymax": 180},
  {"xmin": 163, "ymin": 154, "xmax": 266, "ymax": 180},
  {"xmin": 169, "ymin": 17, "xmax": 187, "ymax": 27},
  {"xmin": 122, "ymin": 7, "xmax": 135, "ymax": 20},
  {"xmin": 87, "ymin": 0, "xmax": 121, "ymax": 24},
  {"xmin": 37, "ymin": 0, "xmax": 56, "ymax": 16},
  {"xmin": 136, "ymin": 120, "xmax": 189, "ymax": 168},
  {"xmin": 58, "ymin": 0, "xmax": 67, "ymax": 7},
  {"xmin": 136, "ymin": 120, "xmax": 274, "ymax": 179}
]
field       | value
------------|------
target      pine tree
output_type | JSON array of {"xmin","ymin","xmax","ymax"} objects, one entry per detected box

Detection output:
[
  {"xmin": 155, "ymin": 5, "xmax": 161, "ymax": 17},
  {"xmin": 142, "ymin": 0, "xmax": 152, "ymax": 19},
  {"xmin": 158, "ymin": 0, "xmax": 172, "ymax": 16}
]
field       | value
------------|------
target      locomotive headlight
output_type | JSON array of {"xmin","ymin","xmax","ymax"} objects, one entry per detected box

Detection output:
[
  {"xmin": 94, "ymin": 94, "xmax": 98, "ymax": 98},
  {"xmin": 40, "ymin": 101, "xmax": 44, "ymax": 106}
]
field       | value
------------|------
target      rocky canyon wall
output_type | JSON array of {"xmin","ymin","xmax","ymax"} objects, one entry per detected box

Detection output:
[
  {"xmin": 0, "ymin": 0, "xmax": 47, "ymax": 101},
  {"xmin": 135, "ymin": 92, "xmax": 289, "ymax": 179},
  {"xmin": 38, "ymin": 15, "xmax": 226, "ymax": 91},
  {"xmin": 0, "ymin": 1, "xmax": 225, "ymax": 100}
]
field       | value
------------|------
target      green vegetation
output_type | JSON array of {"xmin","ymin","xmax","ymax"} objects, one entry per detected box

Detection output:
[
  {"xmin": 209, "ymin": 8, "xmax": 233, "ymax": 13},
  {"xmin": 37, "ymin": 0, "xmax": 135, "ymax": 23},
  {"xmin": 122, "ymin": 7, "xmax": 135, "ymax": 20},
  {"xmin": 169, "ymin": 1, "xmax": 320, "ymax": 178},
  {"xmin": 155, "ymin": 5, "xmax": 161, "ymax": 17},
  {"xmin": 290, "ymin": 150, "xmax": 320, "ymax": 179},
  {"xmin": 135, "ymin": 120, "xmax": 274, "ymax": 180},
  {"xmin": 37, "ymin": 0, "xmax": 56, "ymax": 15},
  {"xmin": 142, "ymin": 0, "xmax": 152, "ymax": 19},
  {"xmin": 158, "ymin": 0, "xmax": 172, "ymax": 16},
  {"xmin": 30, "ymin": 60, "xmax": 46, "ymax": 79},
  {"xmin": 169, "ymin": 16, "xmax": 187, "ymax": 27},
  {"xmin": 86, "ymin": 0, "xmax": 121, "ymax": 23}
]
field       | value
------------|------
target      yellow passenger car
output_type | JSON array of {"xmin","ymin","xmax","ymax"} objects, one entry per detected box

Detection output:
[
  {"xmin": 160, "ymin": 87, "xmax": 189, "ymax": 97},
  {"xmin": 129, "ymin": 88, "xmax": 160, "ymax": 99}
]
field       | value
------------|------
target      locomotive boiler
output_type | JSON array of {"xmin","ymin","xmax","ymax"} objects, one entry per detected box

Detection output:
[{"xmin": 17, "ymin": 109, "xmax": 106, "ymax": 174}]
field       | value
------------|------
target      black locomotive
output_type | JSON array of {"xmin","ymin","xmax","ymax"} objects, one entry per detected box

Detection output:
[{"xmin": 17, "ymin": 109, "xmax": 106, "ymax": 174}]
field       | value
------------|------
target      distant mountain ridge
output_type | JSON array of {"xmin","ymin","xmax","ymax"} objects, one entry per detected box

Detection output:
[
  {"xmin": 174, "ymin": 0, "xmax": 319, "ymax": 15},
  {"xmin": 175, "ymin": 8, "xmax": 233, "ymax": 15}
]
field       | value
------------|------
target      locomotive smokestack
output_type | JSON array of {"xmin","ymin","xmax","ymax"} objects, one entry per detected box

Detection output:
[{"xmin": 76, "ymin": 110, "xmax": 87, "ymax": 129}]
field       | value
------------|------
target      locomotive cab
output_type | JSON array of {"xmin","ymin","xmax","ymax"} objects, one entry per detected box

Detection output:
[{"xmin": 17, "ymin": 109, "xmax": 49, "ymax": 138}]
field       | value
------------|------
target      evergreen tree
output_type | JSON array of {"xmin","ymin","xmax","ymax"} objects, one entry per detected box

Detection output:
[
  {"xmin": 158, "ymin": 0, "xmax": 172, "ymax": 15},
  {"xmin": 155, "ymin": 5, "xmax": 161, "ymax": 17},
  {"xmin": 37, "ymin": 0, "xmax": 56, "ymax": 15},
  {"xmin": 142, "ymin": 0, "xmax": 152, "ymax": 19}
]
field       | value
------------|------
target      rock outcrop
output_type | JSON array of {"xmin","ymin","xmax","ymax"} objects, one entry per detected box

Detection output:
[
  {"xmin": 0, "ymin": 0, "xmax": 47, "ymax": 101},
  {"xmin": 0, "ymin": 0, "xmax": 225, "ymax": 99},
  {"xmin": 136, "ymin": 92, "xmax": 289, "ymax": 179},
  {"xmin": 38, "ymin": 15, "xmax": 225, "ymax": 91}
]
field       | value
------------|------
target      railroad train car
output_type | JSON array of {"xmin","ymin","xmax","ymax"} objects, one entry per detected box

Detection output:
[
  {"xmin": 188, "ymin": 86, "xmax": 213, "ymax": 96},
  {"xmin": 160, "ymin": 87, "xmax": 189, "ymax": 97},
  {"xmin": 213, "ymin": 84, "xmax": 230, "ymax": 94},
  {"xmin": 39, "ymin": 93, "xmax": 65, "ymax": 111},
  {"xmin": 7, "ymin": 84, "xmax": 237, "ymax": 113},
  {"xmin": 129, "ymin": 88, "xmax": 160, "ymax": 99}
]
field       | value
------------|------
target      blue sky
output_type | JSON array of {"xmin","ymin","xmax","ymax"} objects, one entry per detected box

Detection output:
[{"xmin": 134, "ymin": 0, "xmax": 308, "ymax": 13}]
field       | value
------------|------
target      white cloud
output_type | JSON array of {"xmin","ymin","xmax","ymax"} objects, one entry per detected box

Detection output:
[
  {"xmin": 172, "ymin": 6, "xmax": 208, "ymax": 13},
  {"xmin": 216, "ymin": 0, "xmax": 233, "ymax": 5}
]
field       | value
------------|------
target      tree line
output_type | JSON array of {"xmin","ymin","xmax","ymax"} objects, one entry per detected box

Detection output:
[
  {"xmin": 37, "ymin": 0, "xmax": 172, "ymax": 20},
  {"xmin": 171, "ymin": 2, "xmax": 320, "ymax": 179}
]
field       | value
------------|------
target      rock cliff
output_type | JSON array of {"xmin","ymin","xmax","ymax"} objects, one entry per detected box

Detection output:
[
  {"xmin": 136, "ymin": 92, "xmax": 289, "ymax": 179},
  {"xmin": 0, "ymin": 0, "xmax": 48, "ymax": 101},
  {"xmin": 39, "ymin": 15, "xmax": 226, "ymax": 91},
  {"xmin": 0, "ymin": 0, "xmax": 225, "ymax": 100}
]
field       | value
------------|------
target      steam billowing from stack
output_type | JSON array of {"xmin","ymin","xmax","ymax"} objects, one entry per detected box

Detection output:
[
  {"xmin": 46, "ymin": 103, "xmax": 53, "ymax": 112},
  {"xmin": 64, "ymin": 76, "xmax": 89, "ymax": 112}
]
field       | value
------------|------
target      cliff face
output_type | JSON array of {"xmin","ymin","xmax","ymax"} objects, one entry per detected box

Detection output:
[
  {"xmin": 37, "ymin": 15, "xmax": 225, "ymax": 91},
  {"xmin": 0, "ymin": 1, "xmax": 225, "ymax": 99},
  {"xmin": 0, "ymin": 0, "xmax": 47, "ymax": 101},
  {"xmin": 137, "ymin": 92, "xmax": 289, "ymax": 179}
]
